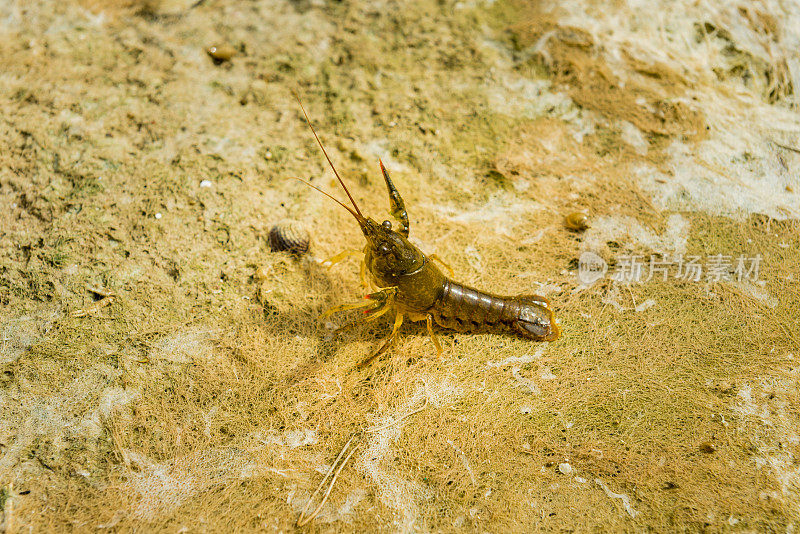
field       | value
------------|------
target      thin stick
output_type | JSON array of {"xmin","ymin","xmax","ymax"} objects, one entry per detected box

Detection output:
[
  {"xmin": 86, "ymin": 285, "xmax": 114, "ymax": 297},
  {"xmin": 366, "ymin": 398, "xmax": 429, "ymax": 434},
  {"xmin": 298, "ymin": 440, "xmax": 360, "ymax": 527},
  {"xmin": 297, "ymin": 435, "xmax": 361, "ymax": 527},
  {"xmin": 298, "ymin": 435, "xmax": 355, "ymax": 518},
  {"xmin": 296, "ymin": 398, "xmax": 431, "ymax": 526},
  {"xmin": 773, "ymin": 140, "xmax": 800, "ymax": 154},
  {"xmin": 70, "ymin": 295, "xmax": 116, "ymax": 318}
]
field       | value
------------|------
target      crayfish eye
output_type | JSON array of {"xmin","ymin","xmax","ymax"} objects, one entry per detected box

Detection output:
[{"xmin": 381, "ymin": 220, "xmax": 392, "ymax": 231}]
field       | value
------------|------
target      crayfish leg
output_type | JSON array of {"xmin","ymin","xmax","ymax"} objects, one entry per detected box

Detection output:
[
  {"xmin": 320, "ymin": 299, "xmax": 375, "ymax": 322},
  {"xmin": 321, "ymin": 286, "xmax": 397, "ymax": 332},
  {"xmin": 426, "ymin": 314, "xmax": 443, "ymax": 359},
  {"xmin": 321, "ymin": 249, "xmax": 370, "ymax": 288},
  {"xmin": 358, "ymin": 311, "xmax": 404, "ymax": 368},
  {"xmin": 359, "ymin": 257, "xmax": 369, "ymax": 288},
  {"xmin": 322, "ymin": 249, "xmax": 363, "ymax": 269},
  {"xmin": 329, "ymin": 300, "xmax": 393, "ymax": 336}
]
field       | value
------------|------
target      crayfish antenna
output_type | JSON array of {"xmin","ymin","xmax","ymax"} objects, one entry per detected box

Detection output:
[
  {"xmin": 292, "ymin": 177, "xmax": 360, "ymax": 221},
  {"xmin": 291, "ymin": 90, "xmax": 365, "ymax": 223}
]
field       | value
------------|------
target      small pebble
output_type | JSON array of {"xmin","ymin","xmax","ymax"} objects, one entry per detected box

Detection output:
[
  {"xmin": 200, "ymin": 180, "xmax": 212, "ymax": 188},
  {"xmin": 206, "ymin": 44, "xmax": 236, "ymax": 62},
  {"xmin": 558, "ymin": 462, "xmax": 573, "ymax": 475},
  {"xmin": 155, "ymin": 212, "xmax": 162, "ymax": 219}
]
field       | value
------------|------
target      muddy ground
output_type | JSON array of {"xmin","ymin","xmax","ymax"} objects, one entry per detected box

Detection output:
[{"xmin": 1, "ymin": 0, "xmax": 799, "ymax": 532}]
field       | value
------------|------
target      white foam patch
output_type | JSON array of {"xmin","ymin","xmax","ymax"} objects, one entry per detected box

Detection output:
[
  {"xmin": 583, "ymin": 213, "xmax": 689, "ymax": 254},
  {"xmin": 0, "ymin": 365, "xmax": 135, "ymax": 478},
  {"xmin": 464, "ymin": 245, "xmax": 483, "ymax": 272},
  {"xmin": 732, "ymin": 280, "xmax": 779, "ymax": 309},
  {"xmin": 486, "ymin": 73, "xmax": 574, "ymax": 119},
  {"xmin": 595, "ymin": 478, "xmax": 639, "ymax": 518},
  {"xmin": 361, "ymin": 140, "xmax": 411, "ymax": 173},
  {"xmin": 618, "ymin": 121, "xmax": 648, "ymax": 155},
  {"xmin": 335, "ymin": 488, "xmax": 367, "ymax": 522},
  {"xmin": 257, "ymin": 428, "xmax": 318, "ymax": 449},
  {"xmin": 0, "ymin": 308, "xmax": 60, "ymax": 364},
  {"xmin": 540, "ymin": 366, "xmax": 557, "ymax": 380},
  {"xmin": 290, "ymin": 486, "xmax": 367, "ymax": 525},
  {"xmin": 636, "ymin": 136, "xmax": 800, "ymax": 219},
  {"xmin": 732, "ymin": 378, "xmax": 800, "ymax": 515},
  {"xmin": 557, "ymin": 1, "xmax": 800, "ymax": 91},
  {"xmin": 447, "ymin": 440, "xmax": 477, "ymax": 486},
  {"xmin": 486, "ymin": 350, "xmax": 555, "ymax": 395},
  {"xmin": 511, "ymin": 367, "xmax": 541, "ymax": 395},
  {"xmin": 98, "ymin": 388, "xmax": 140, "ymax": 419},
  {"xmin": 123, "ymin": 447, "xmax": 268, "ymax": 522},
  {"xmin": 149, "ymin": 327, "xmax": 220, "ymax": 364},
  {"xmin": 602, "ymin": 294, "xmax": 626, "ymax": 312},
  {"xmin": 487, "ymin": 345, "xmax": 547, "ymax": 368},
  {"xmin": 425, "ymin": 192, "xmax": 544, "ymax": 236},
  {"xmin": 539, "ymin": 0, "xmax": 800, "ymax": 219}
]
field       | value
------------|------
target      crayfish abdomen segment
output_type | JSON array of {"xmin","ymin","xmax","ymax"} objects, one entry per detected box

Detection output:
[{"xmin": 432, "ymin": 280, "xmax": 560, "ymax": 341}]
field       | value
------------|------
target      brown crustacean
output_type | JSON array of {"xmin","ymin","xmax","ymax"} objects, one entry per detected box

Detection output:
[{"xmin": 293, "ymin": 95, "xmax": 560, "ymax": 366}]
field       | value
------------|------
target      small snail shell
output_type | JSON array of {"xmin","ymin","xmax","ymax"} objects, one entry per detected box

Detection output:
[
  {"xmin": 564, "ymin": 211, "xmax": 590, "ymax": 231},
  {"xmin": 698, "ymin": 441, "xmax": 716, "ymax": 453},
  {"xmin": 268, "ymin": 220, "xmax": 310, "ymax": 255},
  {"xmin": 206, "ymin": 44, "xmax": 236, "ymax": 62}
]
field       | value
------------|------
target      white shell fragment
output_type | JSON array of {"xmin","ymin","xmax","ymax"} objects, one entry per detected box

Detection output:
[{"xmin": 268, "ymin": 220, "xmax": 310, "ymax": 255}]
